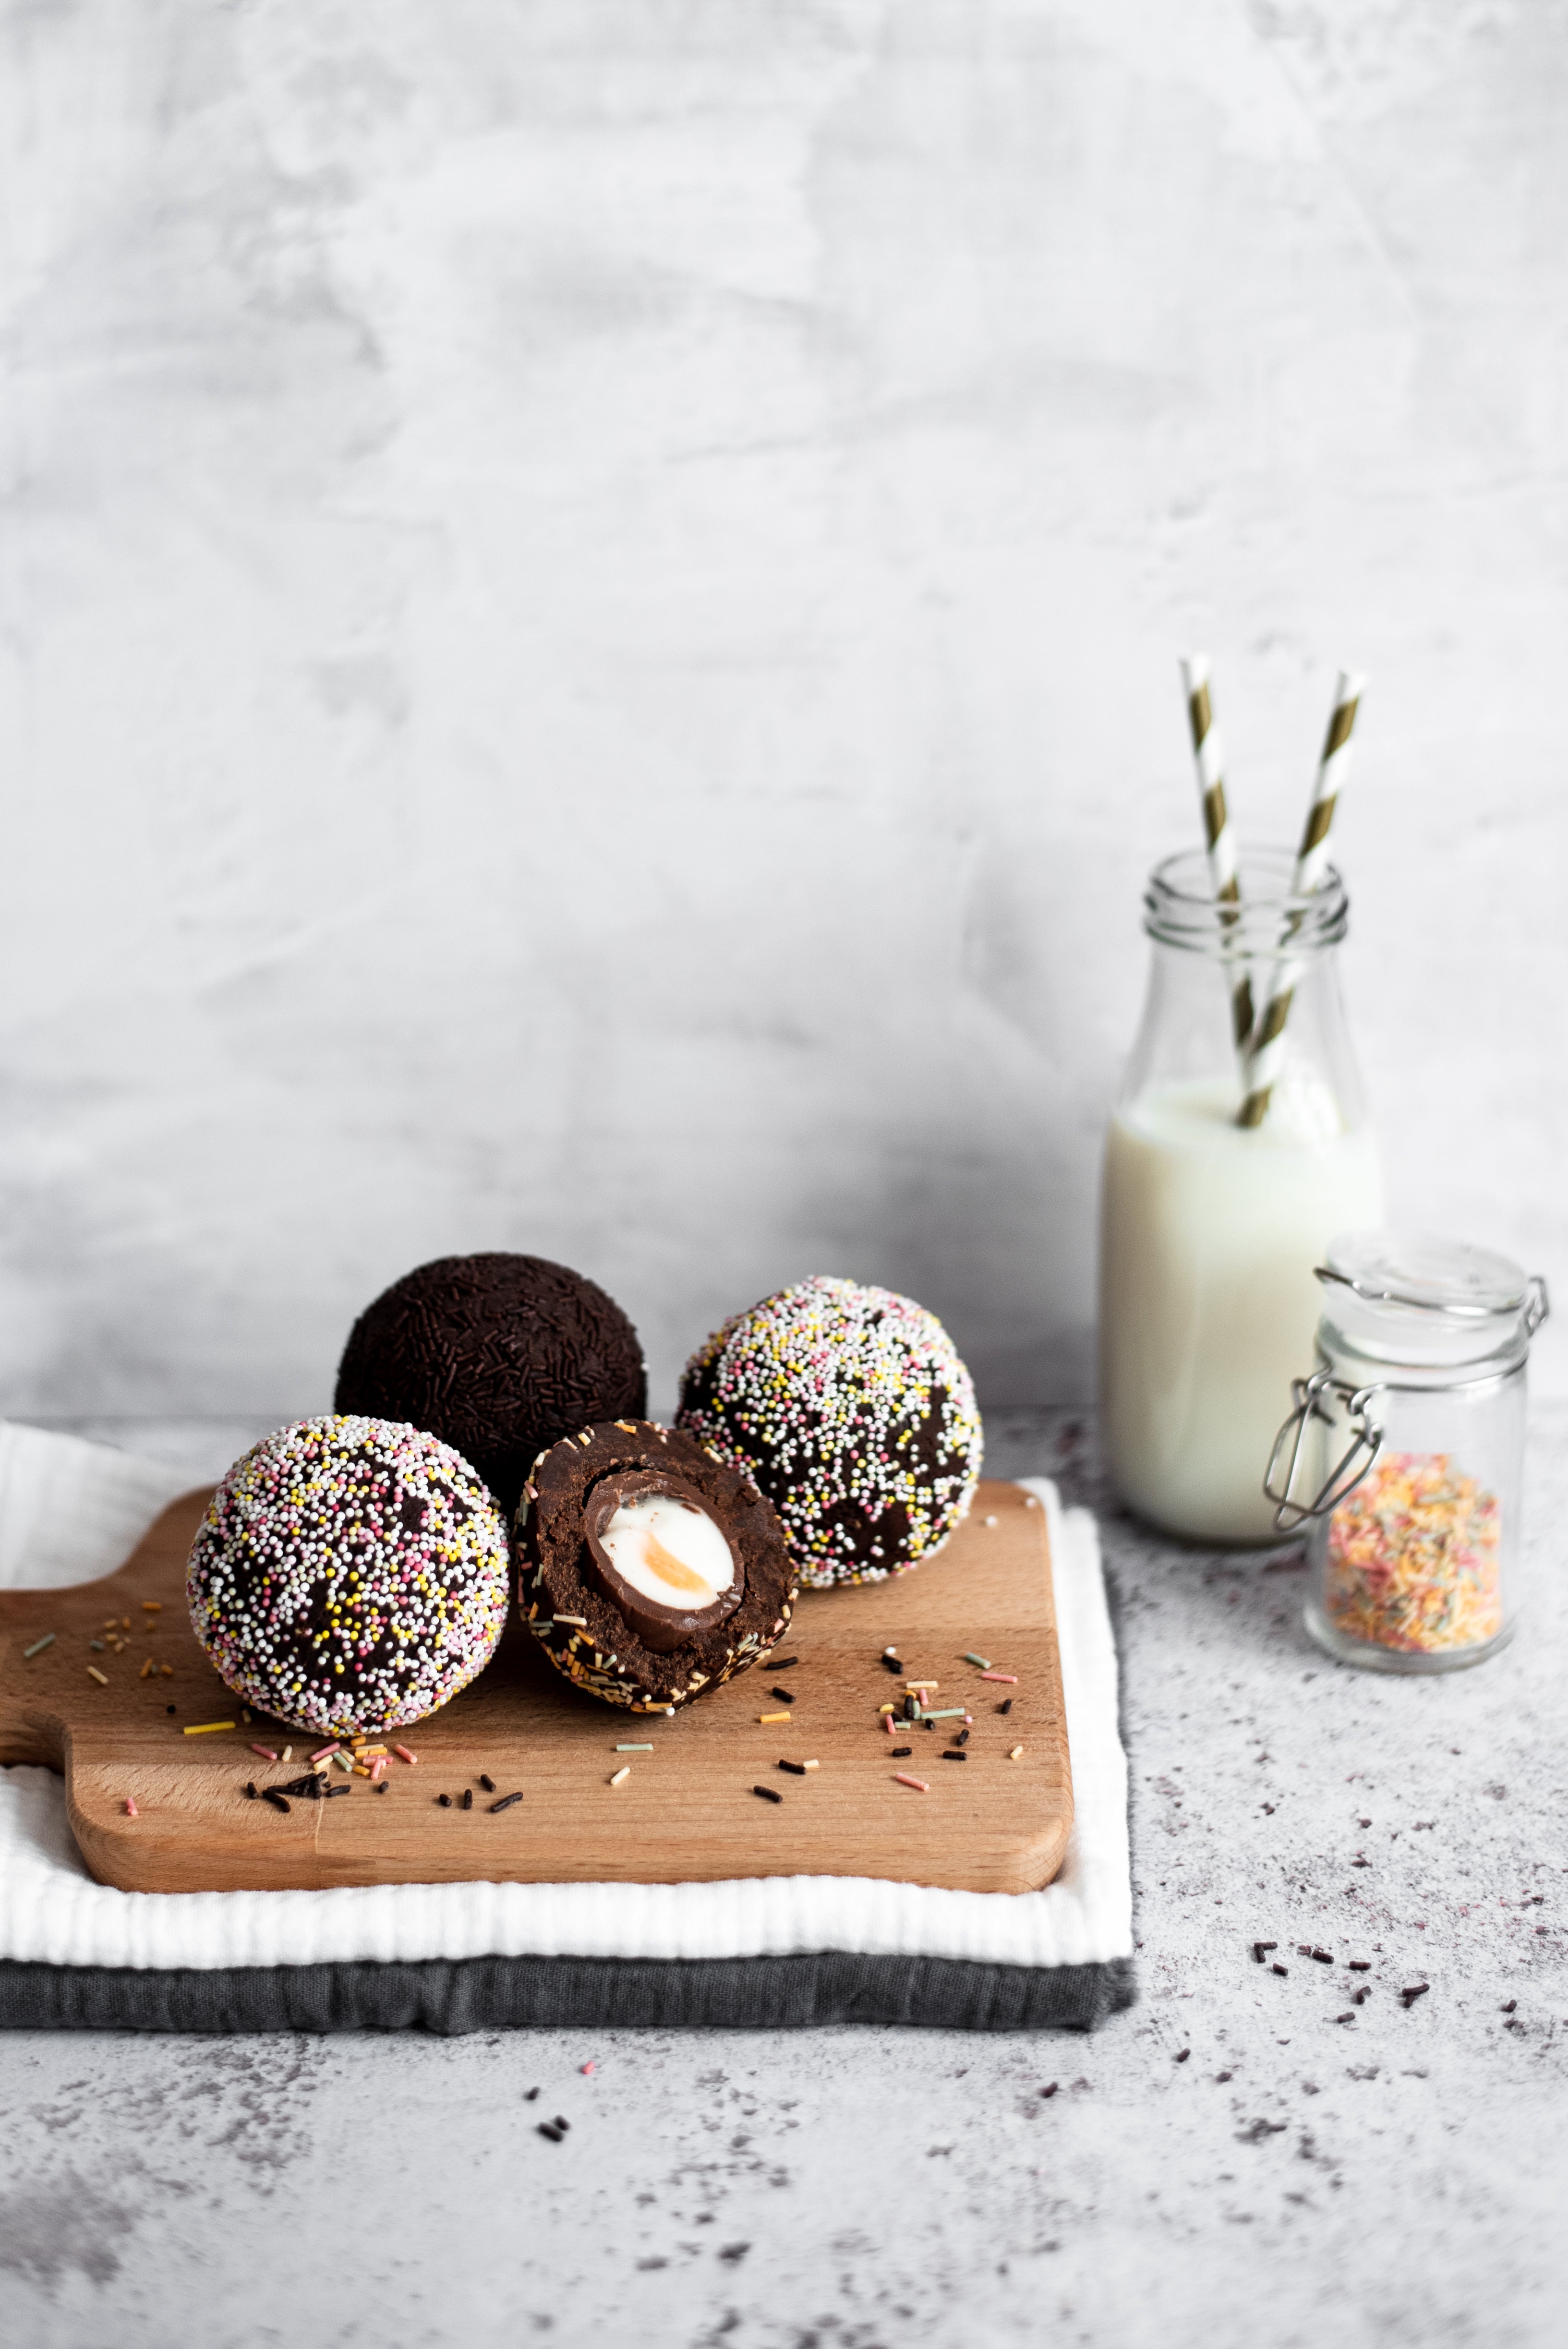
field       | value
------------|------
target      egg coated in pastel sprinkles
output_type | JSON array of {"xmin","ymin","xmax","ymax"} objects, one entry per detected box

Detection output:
[
  {"xmin": 186, "ymin": 1415, "xmax": 511, "ymax": 1737},
  {"xmin": 675, "ymin": 1275, "xmax": 984, "ymax": 1588}
]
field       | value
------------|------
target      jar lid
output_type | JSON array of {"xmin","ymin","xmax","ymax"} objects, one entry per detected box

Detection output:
[{"xmin": 1316, "ymin": 1229, "xmax": 1547, "ymax": 1367}]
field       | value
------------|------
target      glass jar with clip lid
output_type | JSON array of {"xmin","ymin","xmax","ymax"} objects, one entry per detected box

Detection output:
[{"xmin": 1265, "ymin": 1230, "xmax": 1549, "ymax": 1672}]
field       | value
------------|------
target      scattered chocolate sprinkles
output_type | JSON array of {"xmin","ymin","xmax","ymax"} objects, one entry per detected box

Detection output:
[
  {"xmin": 890, "ymin": 1746, "xmax": 912, "ymax": 1758},
  {"xmin": 777, "ymin": 1759, "xmax": 808, "ymax": 1776},
  {"xmin": 461, "ymin": 1788, "xmax": 474, "ymax": 1810},
  {"xmin": 437, "ymin": 1793, "xmax": 452, "ymax": 1807},
  {"xmin": 1253, "ymin": 1941, "xmax": 1278, "ymax": 1962},
  {"xmin": 771, "ymin": 1657, "xmax": 799, "ymax": 1670},
  {"xmin": 262, "ymin": 1789, "xmax": 291, "ymax": 1814},
  {"xmin": 489, "ymin": 1791, "xmax": 524, "ymax": 1813},
  {"xmin": 752, "ymin": 1784, "xmax": 783, "ymax": 1804},
  {"xmin": 538, "ymin": 2124, "xmax": 565, "ymax": 2143},
  {"xmin": 996, "ymin": 1698, "xmax": 1013, "ymax": 1715},
  {"xmin": 479, "ymin": 1774, "xmax": 496, "ymax": 1793},
  {"xmin": 769, "ymin": 1687, "xmax": 796, "ymax": 1705},
  {"xmin": 1400, "ymin": 1984, "xmax": 1431, "ymax": 2008},
  {"xmin": 940, "ymin": 1750, "xmax": 967, "ymax": 1761}
]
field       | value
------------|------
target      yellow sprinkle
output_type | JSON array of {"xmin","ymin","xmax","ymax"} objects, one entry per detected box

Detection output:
[
  {"xmin": 141, "ymin": 1600, "xmax": 162, "ymax": 1612},
  {"xmin": 86, "ymin": 1665, "xmax": 109, "ymax": 1686},
  {"xmin": 183, "ymin": 1720, "xmax": 235, "ymax": 1735},
  {"xmin": 759, "ymin": 1711, "xmax": 791, "ymax": 1724},
  {"xmin": 160, "ymin": 1663, "xmax": 173, "ymax": 1676},
  {"xmin": 878, "ymin": 1703, "xmax": 896, "ymax": 1715},
  {"xmin": 802, "ymin": 1759, "xmax": 820, "ymax": 1771},
  {"xmin": 1009, "ymin": 1745, "xmax": 1025, "ymax": 1761},
  {"xmin": 103, "ymin": 1618, "xmax": 118, "ymax": 1630},
  {"xmin": 139, "ymin": 1658, "xmax": 154, "ymax": 1679},
  {"xmin": 609, "ymin": 1766, "xmax": 631, "ymax": 1787}
]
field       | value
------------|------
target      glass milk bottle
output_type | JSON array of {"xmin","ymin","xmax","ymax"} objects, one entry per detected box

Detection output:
[{"xmin": 1098, "ymin": 847, "xmax": 1383, "ymax": 1543}]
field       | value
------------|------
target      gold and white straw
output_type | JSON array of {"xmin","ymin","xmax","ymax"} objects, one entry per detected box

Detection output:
[
  {"xmin": 1179, "ymin": 654, "xmax": 1254, "ymax": 1057},
  {"xmin": 1237, "ymin": 669, "xmax": 1366, "ymax": 1128}
]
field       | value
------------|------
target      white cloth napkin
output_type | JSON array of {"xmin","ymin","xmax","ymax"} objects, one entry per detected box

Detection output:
[{"xmin": 0, "ymin": 1421, "xmax": 1131, "ymax": 1972}]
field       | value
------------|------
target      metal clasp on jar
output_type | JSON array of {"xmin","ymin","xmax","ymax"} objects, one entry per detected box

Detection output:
[{"xmin": 1263, "ymin": 1366, "xmax": 1387, "ymax": 1533}]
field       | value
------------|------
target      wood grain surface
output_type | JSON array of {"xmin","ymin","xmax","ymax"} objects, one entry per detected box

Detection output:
[{"xmin": 0, "ymin": 1478, "xmax": 1072, "ymax": 1896}]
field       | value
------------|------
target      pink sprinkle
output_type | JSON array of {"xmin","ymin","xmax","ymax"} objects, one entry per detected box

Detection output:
[
  {"xmin": 250, "ymin": 1743, "xmax": 279, "ymax": 1761},
  {"xmin": 123, "ymin": 1796, "xmax": 138, "ymax": 1818},
  {"xmin": 893, "ymin": 1773, "xmax": 929, "ymax": 1793},
  {"xmin": 394, "ymin": 1744, "xmax": 418, "ymax": 1765},
  {"xmin": 580, "ymin": 2060, "xmax": 596, "ymax": 2075},
  {"xmin": 979, "ymin": 1672, "xmax": 1018, "ymax": 1684},
  {"xmin": 371, "ymin": 1757, "xmax": 386, "ymax": 1780},
  {"xmin": 883, "ymin": 1713, "xmax": 896, "ymax": 1735},
  {"xmin": 311, "ymin": 1744, "xmax": 340, "ymax": 1762}
]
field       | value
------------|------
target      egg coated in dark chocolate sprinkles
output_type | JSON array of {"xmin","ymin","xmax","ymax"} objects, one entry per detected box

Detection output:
[{"xmin": 335, "ymin": 1253, "xmax": 646, "ymax": 1514}]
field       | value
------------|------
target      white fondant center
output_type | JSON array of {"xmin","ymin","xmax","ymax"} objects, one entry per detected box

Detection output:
[{"xmin": 600, "ymin": 1494, "xmax": 735, "ymax": 1611}]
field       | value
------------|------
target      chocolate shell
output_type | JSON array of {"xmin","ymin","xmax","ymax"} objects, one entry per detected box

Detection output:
[{"xmin": 517, "ymin": 1421, "xmax": 796, "ymax": 1712}]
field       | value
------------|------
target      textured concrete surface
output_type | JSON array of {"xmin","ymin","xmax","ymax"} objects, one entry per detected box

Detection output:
[
  {"xmin": 1, "ymin": 2, "xmax": 1566, "ymax": 1420},
  {"xmin": 1, "ymin": 1406, "xmax": 1564, "ymax": 2348}
]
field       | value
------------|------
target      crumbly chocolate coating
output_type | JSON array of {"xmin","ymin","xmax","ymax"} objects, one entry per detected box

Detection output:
[
  {"xmin": 675, "ymin": 1275, "xmax": 984, "ymax": 1589},
  {"xmin": 187, "ymin": 1415, "xmax": 511, "ymax": 1737},
  {"xmin": 335, "ymin": 1253, "xmax": 646, "ymax": 1514},
  {"xmin": 517, "ymin": 1421, "xmax": 797, "ymax": 1712}
]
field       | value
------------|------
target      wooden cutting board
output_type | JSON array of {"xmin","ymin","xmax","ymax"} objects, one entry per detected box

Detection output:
[{"xmin": 0, "ymin": 1477, "xmax": 1071, "ymax": 1897}]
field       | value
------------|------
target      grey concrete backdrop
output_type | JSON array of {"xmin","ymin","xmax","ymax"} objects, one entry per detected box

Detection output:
[{"xmin": 2, "ymin": 0, "xmax": 1565, "ymax": 1422}]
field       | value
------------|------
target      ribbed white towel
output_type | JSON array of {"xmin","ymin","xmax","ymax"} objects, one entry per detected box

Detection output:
[{"xmin": 0, "ymin": 1423, "xmax": 1130, "ymax": 1972}]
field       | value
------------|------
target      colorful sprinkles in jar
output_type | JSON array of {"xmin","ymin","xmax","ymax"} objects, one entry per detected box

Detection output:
[
  {"xmin": 186, "ymin": 1415, "xmax": 511, "ymax": 1738},
  {"xmin": 1323, "ymin": 1450, "xmax": 1503, "ymax": 1654}
]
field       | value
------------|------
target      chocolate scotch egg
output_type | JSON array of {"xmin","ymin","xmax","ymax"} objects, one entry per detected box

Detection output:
[
  {"xmin": 187, "ymin": 1415, "xmax": 511, "ymax": 1738},
  {"xmin": 517, "ymin": 1421, "xmax": 797, "ymax": 1712},
  {"xmin": 675, "ymin": 1275, "xmax": 983, "ymax": 1589},
  {"xmin": 334, "ymin": 1252, "xmax": 646, "ymax": 1514}
]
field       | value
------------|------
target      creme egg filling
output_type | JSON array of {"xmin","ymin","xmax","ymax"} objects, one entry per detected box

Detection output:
[{"xmin": 598, "ymin": 1493, "xmax": 736, "ymax": 1613}]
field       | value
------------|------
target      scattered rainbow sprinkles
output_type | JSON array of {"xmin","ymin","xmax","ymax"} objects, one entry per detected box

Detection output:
[
  {"xmin": 1324, "ymin": 1449, "xmax": 1503, "ymax": 1654},
  {"xmin": 676, "ymin": 1276, "xmax": 983, "ymax": 1589},
  {"xmin": 186, "ymin": 1415, "xmax": 511, "ymax": 1737}
]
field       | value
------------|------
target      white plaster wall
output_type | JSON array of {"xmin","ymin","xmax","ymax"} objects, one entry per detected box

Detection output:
[{"xmin": 0, "ymin": 0, "xmax": 1564, "ymax": 1420}]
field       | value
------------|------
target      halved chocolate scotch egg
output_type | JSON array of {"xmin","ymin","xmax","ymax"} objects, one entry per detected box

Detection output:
[{"xmin": 517, "ymin": 1421, "xmax": 797, "ymax": 1712}]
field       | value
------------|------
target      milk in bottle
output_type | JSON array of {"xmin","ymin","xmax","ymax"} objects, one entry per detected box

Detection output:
[{"xmin": 1098, "ymin": 850, "xmax": 1382, "ymax": 1544}]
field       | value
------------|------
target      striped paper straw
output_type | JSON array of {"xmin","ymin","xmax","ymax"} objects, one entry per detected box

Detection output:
[
  {"xmin": 1179, "ymin": 655, "xmax": 1254, "ymax": 1057},
  {"xmin": 1237, "ymin": 670, "xmax": 1365, "ymax": 1129}
]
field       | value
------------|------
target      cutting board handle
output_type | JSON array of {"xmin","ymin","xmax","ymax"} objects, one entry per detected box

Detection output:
[{"xmin": 0, "ymin": 1489, "xmax": 212, "ymax": 1768}]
